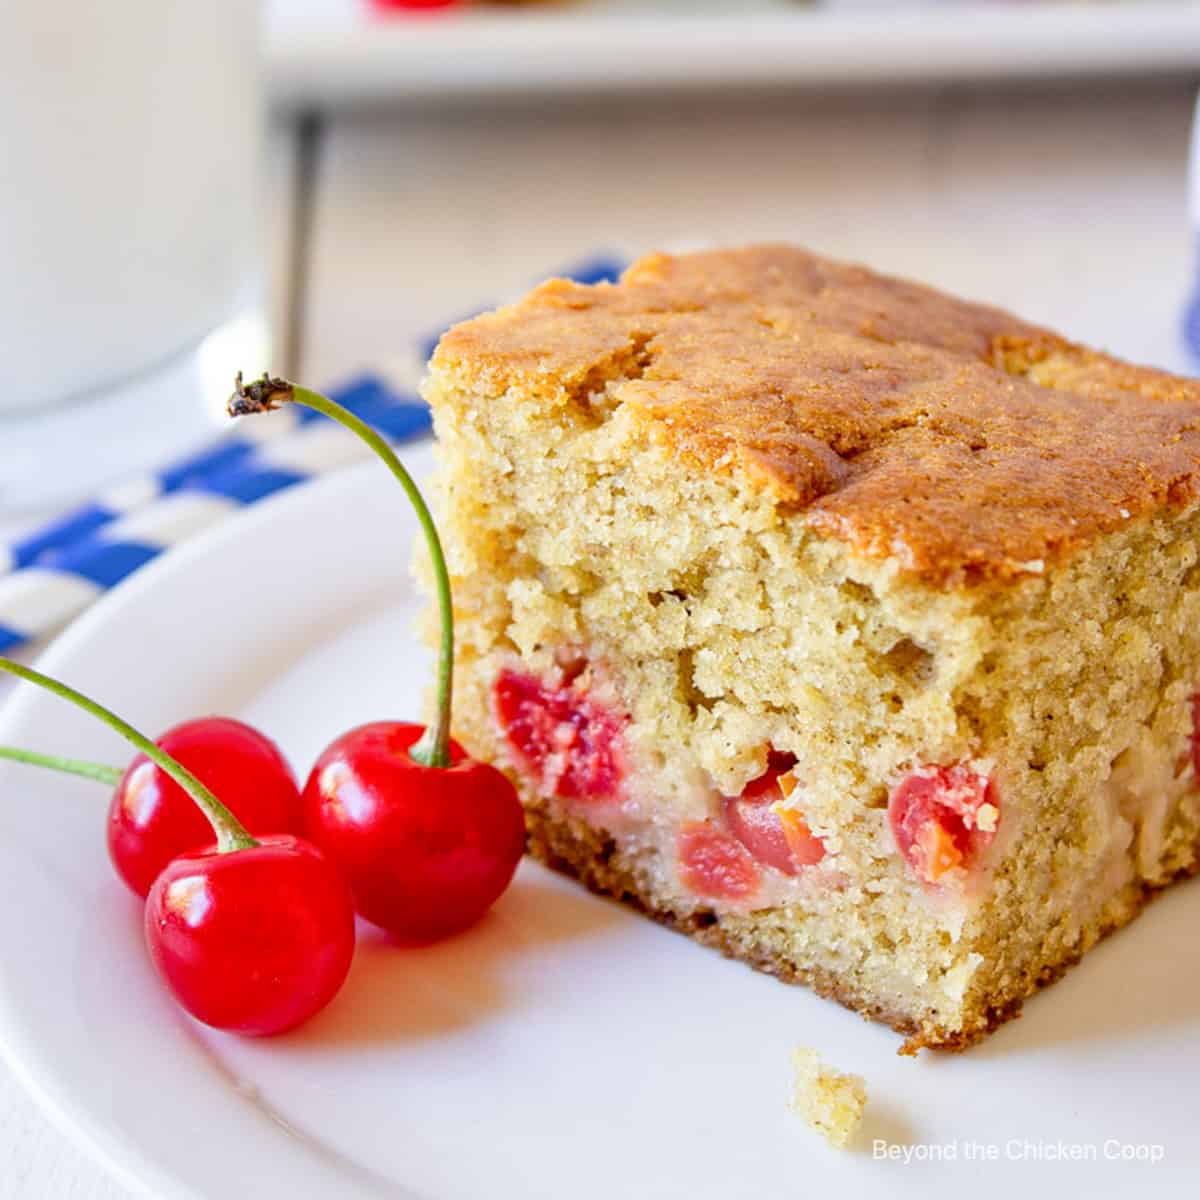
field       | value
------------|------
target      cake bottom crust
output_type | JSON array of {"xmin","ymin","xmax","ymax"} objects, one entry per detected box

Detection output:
[{"xmin": 523, "ymin": 797, "xmax": 1200, "ymax": 1053}]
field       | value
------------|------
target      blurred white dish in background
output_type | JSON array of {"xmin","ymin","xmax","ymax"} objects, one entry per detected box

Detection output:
[
  {"xmin": 266, "ymin": 0, "xmax": 1200, "ymax": 107},
  {"xmin": 0, "ymin": 1, "xmax": 266, "ymax": 511}
]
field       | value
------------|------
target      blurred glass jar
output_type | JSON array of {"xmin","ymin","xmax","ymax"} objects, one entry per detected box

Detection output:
[{"xmin": 0, "ymin": 1, "xmax": 266, "ymax": 510}]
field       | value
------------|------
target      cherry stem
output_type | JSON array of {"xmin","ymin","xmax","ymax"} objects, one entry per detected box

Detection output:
[
  {"xmin": 0, "ymin": 744, "xmax": 123, "ymax": 787},
  {"xmin": 0, "ymin": 657, "xmax": 257, "ymax": 853},
  {"xmin": 228, "ymin": 373, "xmax": 454, "ymax": 769}
]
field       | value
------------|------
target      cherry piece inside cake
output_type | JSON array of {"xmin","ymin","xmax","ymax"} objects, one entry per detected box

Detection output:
[{"xmin": 421, "ymin": 244, "xmax": 1200, "ymax": 1051}]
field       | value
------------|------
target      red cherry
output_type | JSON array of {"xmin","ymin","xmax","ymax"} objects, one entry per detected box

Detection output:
[
  {"xmin": 145, "ymin": 834, "xmax": 355, "ymax": 1036},
  {"xmin": 493, "ymin": 666, "xmax": 625, "ymax": 802},
  {"xmin": 888, "ymin": 764, "xmax": 997, "ymax": 884},
  {"xmin": 228, "ymin": 379, "xmax": 528, "ymax": 944},
  {"xmin": 301, "ymin": 721, "xmax": 526, "ymax": 943},
  {"xmin": 1190, "ymin": 693, "xmax": 1200, "ymax": 777},
  {"xmin": 677, "ymin": 821, "xmax": 760, "ymax": 901},
  {"xmin": 725, "ymin": 751, "xmax": 825, "ymax": 875},
  {"xmin": 0, "ymin": 655, "xmax": 354, "ymax": 1037},
  {"xmin": 108, "ymin": 717, "xmax": 301, "ymax": 897}
]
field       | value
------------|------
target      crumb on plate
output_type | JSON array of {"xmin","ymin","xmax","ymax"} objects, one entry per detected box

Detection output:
[{"xmin": 790, "ymin": 1046, "xmax": 867, "ymax": 1149}]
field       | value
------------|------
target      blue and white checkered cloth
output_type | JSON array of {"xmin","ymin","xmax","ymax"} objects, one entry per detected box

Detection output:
[{"xmin": 0, "ymin": 255, "xmax": 625, "ymax": 655}]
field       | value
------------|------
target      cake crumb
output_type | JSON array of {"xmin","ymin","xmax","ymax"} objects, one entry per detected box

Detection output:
[{"xmin": 789, "ymin": 1047, "xmax": 867, "ymax": 1149}]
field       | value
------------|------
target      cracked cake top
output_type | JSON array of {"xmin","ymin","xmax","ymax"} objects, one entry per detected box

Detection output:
[{"xmin": 432, "ymin": 244, "xmax": 1200, "ymax": 587}]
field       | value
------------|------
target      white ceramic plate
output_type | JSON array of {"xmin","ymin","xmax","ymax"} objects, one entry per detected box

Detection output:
[
  {"xmin": 1, "ymin": 453, "xmax": 1198, "ymax": 1199},
  {"xmin": 266, "ymin": 0, "xmax": 1200, "ymax": 109}
]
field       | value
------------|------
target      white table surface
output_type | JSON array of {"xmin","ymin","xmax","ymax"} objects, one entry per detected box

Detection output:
[{"xmin": 3, "ymin": 75, "xmax": 1200, "ymax": 1197}]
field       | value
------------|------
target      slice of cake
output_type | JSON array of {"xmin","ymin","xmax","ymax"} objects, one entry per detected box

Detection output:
[{"xmin": 421, "ymin": 244, "xmax": 1200, "ymax": 1051}]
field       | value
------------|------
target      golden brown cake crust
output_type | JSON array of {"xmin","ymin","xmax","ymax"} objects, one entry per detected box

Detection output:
[{"xmin": 433, "ymin": 244, "xmax": 1200, "ymax": 587}]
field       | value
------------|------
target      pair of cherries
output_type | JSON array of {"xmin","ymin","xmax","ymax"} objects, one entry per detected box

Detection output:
[{"xmin": 0, "ymin": 377, "xmax": 525, "ymax": 1037}]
